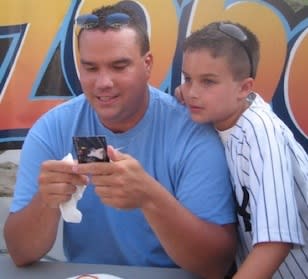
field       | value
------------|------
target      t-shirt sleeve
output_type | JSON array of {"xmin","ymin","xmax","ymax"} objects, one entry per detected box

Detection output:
[{"xmin": 10, "ymin": 114, "xmax": 59, "ymax": 212}]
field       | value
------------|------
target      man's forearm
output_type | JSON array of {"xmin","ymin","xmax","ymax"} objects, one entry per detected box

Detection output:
[
  {"xmin": 141, "ymin": 175, "xmax": 237, "ymax": 278},
  {"xmin": 4, "ymin": 193, "xmax": 61, "ymax": 266}
]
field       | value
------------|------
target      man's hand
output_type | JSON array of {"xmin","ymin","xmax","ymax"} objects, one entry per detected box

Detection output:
[
  {"xmin": 73, "ymin": 145, "xmax": 152, "ymax": 209},
  {"xmin": 38, "ymin": 160, "xmax": 89, "ymax": 208}
]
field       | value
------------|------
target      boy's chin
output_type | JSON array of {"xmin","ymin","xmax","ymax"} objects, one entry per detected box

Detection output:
[{"xmin": 191, "ymin": 115, "xmax": 208, "ymax": 124}]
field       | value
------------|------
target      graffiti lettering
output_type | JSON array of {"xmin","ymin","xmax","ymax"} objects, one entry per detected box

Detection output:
[{"xmin": 0, "ymin": 0, "xmax": 307, "ymax": 151}]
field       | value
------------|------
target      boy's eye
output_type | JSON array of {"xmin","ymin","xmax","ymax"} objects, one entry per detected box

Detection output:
[
  {"xmin": 202, "ymin": 79, "xmax": 216, "ymax": 85},
  {"xmin": 183, "ymin": 76, "xmax": 191, "ymax": 83}
]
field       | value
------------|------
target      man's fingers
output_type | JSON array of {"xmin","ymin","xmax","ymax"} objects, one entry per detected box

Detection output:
[
  {"xmin": 39, "ymin": 183, "xmax": 77, "ymax": 208},
  {"xmin": 73, "ymin": 162, "xmax": 114, "ymax": 176},
  {"xmin": 41, "ymin": 160, "xmax": 77, "ymax": 173},
  {"xmin": 39, "ymin": 171, "xmax": 87, "ymax": 185},
  {"xmin": 40, "ymin": 182, "xmax": 77, "ymax": 195}
]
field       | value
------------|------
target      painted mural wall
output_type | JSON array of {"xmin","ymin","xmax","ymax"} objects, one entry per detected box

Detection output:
[{"xmin": 0, "ymin": 0, "xmax": 307, "ymax": 153}]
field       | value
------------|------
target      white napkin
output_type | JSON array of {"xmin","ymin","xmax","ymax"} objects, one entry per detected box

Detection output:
[{"xmin": 59, "ymin": 153, "xmax": 86, "ymax": 223}]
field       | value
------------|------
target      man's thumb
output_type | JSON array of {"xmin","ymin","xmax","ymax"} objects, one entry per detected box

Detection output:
[{"xmin": 107, "ymin": 145, "xmax": 126, "ymax": 162}]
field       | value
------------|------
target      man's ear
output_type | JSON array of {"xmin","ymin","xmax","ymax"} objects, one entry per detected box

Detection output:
[
  {"xmin": 238, "ymin": 77, "xmax": 254, "ymax": 99},
  {"xmin": 144, "ymin": 51, "xmax": 153, "ymax": 74}
]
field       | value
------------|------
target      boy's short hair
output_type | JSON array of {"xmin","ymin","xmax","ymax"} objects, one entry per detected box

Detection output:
[
  {"xmin": 183, "ymin": 21, "xmax": 260, "ymax": 80},
  {"xmin": 77, "ymin": 2, "xmax": 150, "ymax": 56}
]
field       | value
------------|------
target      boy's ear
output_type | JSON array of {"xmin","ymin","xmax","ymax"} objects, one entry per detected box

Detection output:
[{"xmin": 239, "ymin": 77, "xmax": 254, "ymax": 99}]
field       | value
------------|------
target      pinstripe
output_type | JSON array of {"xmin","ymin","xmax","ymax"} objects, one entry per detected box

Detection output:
[
  {"xmin": 220, "ymin": 93, "xmax": 308, "ymax": 278},
  {"xmin": 276, "ymin": 269, "xmax": 284, "ymax": 279},
  {"xmin": 300, "ymin": 210, "xmax": 308, "ymax": 231},
  {"xmin": 280, "ymin": 135, "xmax": 293, "ymax": 241},
  {"xmin": 283, "ymin": 257, "xmax": 296, "ymax": 279}
]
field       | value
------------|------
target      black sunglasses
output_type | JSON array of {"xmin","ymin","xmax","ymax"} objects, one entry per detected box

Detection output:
[
  {"xmin": 217, "ymin": 22, "xmax": 254, "ymax": 78},
  {"xmin": 76, "ymin": 12, "xmax": 131, "ymax": 30}
]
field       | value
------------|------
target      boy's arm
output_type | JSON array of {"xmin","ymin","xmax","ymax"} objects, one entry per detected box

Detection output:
[{"xmin": 233, "ymin": 242, "xmax": 292, "ymax": 279}]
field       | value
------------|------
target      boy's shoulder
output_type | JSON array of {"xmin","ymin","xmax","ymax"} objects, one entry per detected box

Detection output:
[
  {"xmin": 239, "ymin": 93, "xmax": 288, "ymax": 134},
  {"xmin": 233, "ymin": 93, "xmax": 305, "ymax": 150}
]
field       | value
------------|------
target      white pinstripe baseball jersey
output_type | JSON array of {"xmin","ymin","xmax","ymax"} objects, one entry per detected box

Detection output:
[{"xmin": 218, "ymin": 92, "xmax": 308, "ymax": 279}]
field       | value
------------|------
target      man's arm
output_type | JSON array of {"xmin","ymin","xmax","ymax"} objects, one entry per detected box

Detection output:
[
  {"xmin": 233, "ymin": 242, "xmax": 291, "ymax": 279},
  {"xmin": 75, "ymin": 146, "xmax": 237, "ymax": 278},
  {"xmin": 4, "ymin": 193, "xmax": 61, "ymax": 266},
  {"xmin": 4, "ymin": 160, "xmax": 88, "ymax": 266},
  {"xmin": 141, "ymin": 174, "xmax": 237, "ymax": 279}
]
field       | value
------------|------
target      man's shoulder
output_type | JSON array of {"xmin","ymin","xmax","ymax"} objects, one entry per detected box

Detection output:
[
  {"xmin": 30, "ymin": 94, "xmax": 89, "ymax": 133},
  {"xmin": 149, "ymin": 85, "xmax": 193, "ymax": 119},
  {"xmin": 149, "ymin": 85, "xmax": 176, "ymax": 105},
  {"xmin": 40, "ymin": 94, "xmax": 88, "ymax": 120},
  {"xmin": 147, "ymin": 86, "xmax": 218, "ymax": 148},
  {"xmin": 151, "ymin": 86, "xmax": 213, "ymax": 125},
  {"xmin": 51, "ymin": 94, "xmax": 87, "ymax": 112}
]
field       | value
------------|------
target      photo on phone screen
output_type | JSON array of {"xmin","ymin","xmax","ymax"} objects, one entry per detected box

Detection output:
[{"xmin": 73, "ymin": 136, "xmax": 109, "ymax": 163}]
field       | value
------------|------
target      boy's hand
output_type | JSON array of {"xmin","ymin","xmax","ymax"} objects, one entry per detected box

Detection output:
[{"xmin": 174, "ymin": 85, "xmax": 186, "ymax": 105}]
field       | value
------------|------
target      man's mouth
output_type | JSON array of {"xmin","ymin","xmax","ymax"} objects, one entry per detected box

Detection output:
[
  {"xmin": 96, "ymin": 95, "xmax": 119, "ymax": 105},
  {"xmin": 97, "ymin": 96, "xmax": 115, "ymax": 101}
]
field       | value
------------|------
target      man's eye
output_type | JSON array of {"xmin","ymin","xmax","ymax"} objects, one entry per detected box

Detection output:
[
  {"xmin": 85, "ymin": 67, "xmax": 97, "ymax": 72},
  {"xmin": 114, "ymin": 66, "xmax": 126, "ymax": 70},
  {"xmin": 113, "ymin": 64, "xmax": 127, "ymax": 71}
]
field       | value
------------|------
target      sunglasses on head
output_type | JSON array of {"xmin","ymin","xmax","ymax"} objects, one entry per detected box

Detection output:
[
  {"xmin": 76, "ymin": 12, "xmax": 131, "ymax": 30},
  {"xmin": 217, "ymin": 22, "xmax": 254, "ymax": 78}
]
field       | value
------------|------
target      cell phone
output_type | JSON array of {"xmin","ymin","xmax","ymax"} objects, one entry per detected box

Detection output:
[{"xmin": 72, "ymin": 136, "xmax": 110, "ymax": 163}]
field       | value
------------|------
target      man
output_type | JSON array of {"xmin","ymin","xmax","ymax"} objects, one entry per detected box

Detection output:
[{"xmin": 4, "ymin": 4, "xmax": 236, "ymax": 278}]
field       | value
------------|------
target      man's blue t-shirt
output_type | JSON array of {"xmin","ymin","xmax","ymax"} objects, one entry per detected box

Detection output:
[{"xmin": 11, "ymin": 86, "xmax": 235, "ymax": 267}]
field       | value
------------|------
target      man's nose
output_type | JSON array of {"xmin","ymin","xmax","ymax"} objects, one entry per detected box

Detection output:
[{"xmin": 95, "ymin": 71, "xmax": 113, "ymax": 88}]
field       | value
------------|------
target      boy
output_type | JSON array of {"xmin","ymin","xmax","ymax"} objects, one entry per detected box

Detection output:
[{"xmin": 176, "ymin": 21, "xmax": 308, "ymax": 278}]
